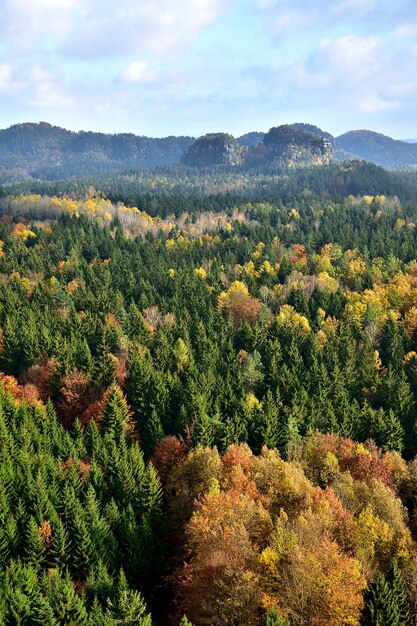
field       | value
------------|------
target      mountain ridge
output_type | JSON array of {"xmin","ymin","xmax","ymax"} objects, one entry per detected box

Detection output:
[{"xmin": 1, "ymin": 121, "xmax": 417, "ymax": 180}]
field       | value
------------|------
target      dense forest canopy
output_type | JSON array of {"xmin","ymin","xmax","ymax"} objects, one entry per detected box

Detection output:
[{"xmin": 1, "ymin": 159, "xmax": 417, "ymax": 625}]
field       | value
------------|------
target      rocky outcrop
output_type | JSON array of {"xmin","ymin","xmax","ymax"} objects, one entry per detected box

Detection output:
[
  {"xmin": 182, "ymin": 133, "xmax": 244, "ymax": 167},
  {"xmin": 262, "ymin": 125, "xmax": 334, "ymax": 164}
]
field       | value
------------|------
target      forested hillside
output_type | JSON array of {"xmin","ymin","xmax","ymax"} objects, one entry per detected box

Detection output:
[
  {"xmin": 0, "ymin": 162, "xmax": 417, "ymax": 624},
  {"xmin": 2, "ymin": 121, "xmax": 417, "ymax": 183},
  {"xmin": 0, "ymin": 123, "xmax": 194, "ymax": 181},
  {"xmin": 336, "ymin": 131, "xmax": 417, "ymax": 170}
]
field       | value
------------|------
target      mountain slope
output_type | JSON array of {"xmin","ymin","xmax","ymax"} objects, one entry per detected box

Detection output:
[
  {"xmin": 0, "ymin": 122, "xmax": 194, "ymax": 180},
  {"xmin": 335, "ymin": 130, "xmax": 417, "ymax": 168},
  {"xmin": 2, "ymin": 122, "xmax": 417, "ymax": 181}
]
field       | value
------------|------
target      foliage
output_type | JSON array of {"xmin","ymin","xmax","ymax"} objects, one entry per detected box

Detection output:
[{"xmin": 0, "ymin": 169, "xmax": 417, "ymax": 624}]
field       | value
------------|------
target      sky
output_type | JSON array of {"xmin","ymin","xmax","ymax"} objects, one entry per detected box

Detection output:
[{"xmin": 0, "ymin": 0, "xmax": 417, "ymax": 139}]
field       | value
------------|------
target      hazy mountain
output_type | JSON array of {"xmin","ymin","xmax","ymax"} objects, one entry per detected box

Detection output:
[
  {"xmin": 236, "ymin": 132, "xmax": 265, "ymax": 147},
  {"xmin": 0, "ymin": 122, "xmax": 194, "ymax": 181},
  {"xmin": 183, "ymin": 125, "xmax": 333, "ymax": 168},
  {"xmin": 181, "ymin": 133, "xmax": 245, "ymax": 167},
  {"xmin": 262, "ymin": 125, "xmax": 333, "ymax": 162},
  {"xmin": 335, "ymin": 130, "xmax": 417, "ymax": 168},
  {"xmin": 2, "ymin": 121, "xmax": 417, "ymax": 181},
  {"xmin": 287, "ymin": 123, "xmax": 334, "ymax": 142}
]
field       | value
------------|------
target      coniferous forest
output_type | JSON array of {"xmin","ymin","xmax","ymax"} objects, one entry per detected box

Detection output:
[{"xmin": 2, "ymin": 160, "xmax": 417, "ymax": 625}]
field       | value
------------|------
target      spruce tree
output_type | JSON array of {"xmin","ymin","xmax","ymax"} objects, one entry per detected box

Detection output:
[
  {"xmin": 24, "ymin": 516, "xmax": 46, "ymax": 567},
  {"xmin": 100, "ymin": 385, "xmax": 131, "ymax": 443},
  {"xmin": 43, "ymin": 569, "xmax": 89, "ymax": 625},
  {"xmin": 361, "ymin": 561, "xmax": 409, "ymax": 626},
  {"xmin": 262, "ymin": 611, "xmax": 290, "ymax": 626},
  {"xmin": 386, "ymin": 560, "xmax": 410, "ymax": 626},
  {"xmin": 105, "ymin": 570, "xmax": 152, "ymax": 626}
]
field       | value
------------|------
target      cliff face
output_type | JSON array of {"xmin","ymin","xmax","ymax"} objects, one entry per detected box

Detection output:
[
  {"xmin": 262, "ymin": 125, "xmax": 334, "ymax": 164},
  {"xmin": 182, "ymin": 133, "xmax": 245, "ymax": 166}
]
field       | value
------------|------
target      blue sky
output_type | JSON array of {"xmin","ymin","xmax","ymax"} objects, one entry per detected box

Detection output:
[{"xmin": 0, "ymin": 0, "xmax": 416, "ymax": 138}]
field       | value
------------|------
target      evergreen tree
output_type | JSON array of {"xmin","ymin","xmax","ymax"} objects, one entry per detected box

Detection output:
[
  {"xmin": 362, "ymin": 561, "xmax": 409, "ymax": 626},
  {"xmin": 105, "ymin": 570, "xmax": 152, "ymax": 626},
  {"xmin": 24, "ymin": 516, "xmax": 46, "ymax": 567},
  {"xmin": 100, "ymin": 385, "xmax": 132, "ymax": 443},
  {"xmin": 262, "ymin": 611, "xmax": 290, "ymax": 626},
  {"xmin": 386, "ymin": 560, "xmax": 410, "ymax": 626}
]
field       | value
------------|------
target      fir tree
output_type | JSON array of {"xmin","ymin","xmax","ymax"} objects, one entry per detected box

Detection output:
[
  {"xmin": 105, "ymin": 570, "xmax": 152, "ymax": 626},
  {"xmin": 100, "ymin": 385, "xmax": 132, "ymax": 443},
  {"xmin": 362, "ymin": 561, "xmax": 409, "ymax": 626}
]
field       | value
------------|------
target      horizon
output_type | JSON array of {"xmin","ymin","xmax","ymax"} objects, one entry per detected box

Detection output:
[
  {"xmin": 0, "ymin": 0, "xmax": 416, "ymax": 139},
  {"xmin": 1, "ymin": 119, "xmax": 417, "ymax": 143}
]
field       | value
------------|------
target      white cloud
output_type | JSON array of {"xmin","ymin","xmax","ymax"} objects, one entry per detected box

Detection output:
[
  {"xmin": 0, "ymin": 64, "xmax": 13, "ymax": 91},
  {"xmin": 0, "ymin": 0, "xmax": 78, "ymax": 49},
  {"xmin": 68, "ymin": 0, "xmax": 228, "ymax": 58},
  {"xmin": 332, "ymin": 0, "xmax": 377, "ymax": 12},
  {"xmin": 256, "ymin": 0, "xmax": 417, "ymax": 36},
  {"xmin": 0, "ymin": 61, "xmax": 75, "ymax": 108},
  {"xmin": 270, "ymin": 9, "xmax": 308, "ymax": 31},
  {"xmin": 359, "ymin": 94, "xmax": 400, "ymax": 113},
  {"xmin": 394, "ymin": 24, "xmax": 417, "ymax": 41},
  {"xmin": 122, "ymin": 61, "xmax": 156, "ymax": 83},
  {"xmin": 317, "ymin": 36, "xmax": 381, "ymax": 80},
  {"xmin": 0, "ymin": 0, "xmax": 228, "ymax": 58}
]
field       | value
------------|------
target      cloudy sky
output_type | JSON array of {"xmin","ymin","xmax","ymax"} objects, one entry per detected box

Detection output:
[{"xmin": 0, "ymin": 0, "xmax": 416, "ymax": 138}]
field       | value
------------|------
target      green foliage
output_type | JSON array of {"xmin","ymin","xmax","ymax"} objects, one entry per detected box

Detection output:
[
  {"xmin": 0, "ymin": 388, "xmax": 161, "ymax": 623},
  {"xmin": 261, "ymin": 611, "xmax": 290, "ymax": 626},
  {"xmin": 361, "ymin": 560, "xmax": 410, "ymax": 626},
  {"xmin": 2, "ymin": 169, "xmax": 417, "ymax": 624}
]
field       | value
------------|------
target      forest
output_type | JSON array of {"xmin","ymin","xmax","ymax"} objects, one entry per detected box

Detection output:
[{"xmin": 1, "ymin": 163, "xmax": 417, "ymax": 624}]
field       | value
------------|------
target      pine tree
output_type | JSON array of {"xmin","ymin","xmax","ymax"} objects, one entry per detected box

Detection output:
[
  {"xmin": 262, "ymin": 611, "xmax": 290, "ymax": 626},
  {"xmin": 0, "ymin": 318, "xmax": 20, "ymax": 374},
  {"xmin": 105, "ymin": 570, "xmax": 152, "ymax": 625},
  {"xmin": 254, "ymin": 389, "xmax": 281, "ymax": 451},
  {"xmin": 87, "ymin": 560, "xmax": 114, "ymax": 604},
  {"xmin": 173, "ymin": 337, "xmax": 190, "ymax": 373},
  {"xmin": 43, "ymin": 569, "xmax": 89, "ymax": 625},
  {"xmin": 0, "ymin": 529, "xmax": 9, "ymax": 569},
  {"xmin": 70, "ymin": 507, "xmax": 94, "ymax": 579},
  {"xmin": 24, "ymin": 516, "xmax": 46, "ymax": 567},
  {"xmin": 94, "ymin": 333, "xmax": 117, "ymax": 388},
  {"xmin": 140, "ymin": 409, "xmax": 164, "ymax": 459},
  {"xmin": 85, "ymin": 419, "xmax": 101, "ymax": 458},
  {"xmin": 100, "ymin": 385, "xmax": 132, "ymax": 443},
  {"xmin": 386, "ymin": 560, "xmax": 410, "ymax": 626},
  {"xmin": 30, "ymin": 593, "xmax": 59, "ymax": 626},
  {"xmin": 125, "ymin": 350, "xmax": 168, "ymax": 447},
  {"xmin": 372, "ymin": 408, "xmax": 405, "ymax": 453},
  {"xmin": 361, "ymin": 561, "xmax": 409, "ymax": 626},
  {"xmin": 380, "ymin": 316, "xmax": 405, "ymax": 369},
  {"xmin": 49, "ymin": 517, "xmax": 69, "ymax": 568}
]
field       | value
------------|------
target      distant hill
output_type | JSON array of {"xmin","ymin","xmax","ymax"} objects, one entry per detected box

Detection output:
[
  {"xmin": 262, "ymin": 125, "xmax": 333, "ymax": 164},
  {"xmin": 184, "ymin": 125, "xmax": 333, "ymax": 168},
  {"xmin": 0, "ymin": 122, "xmax": 194, "ymax": 181},
  {"xmin": 2, "ymin": 121, "xmax": 417, "ymax": 181},
  {"xmin": 335, "ymin": 130, "xmax": 417, "ymax": 168},
  {"xmin": 236, "ymin": 132, "xmax": 265, "ymax": 147},
  {"xmin": 181, "ymin": 133, "xmax": 244, "ymax": 167},
  {"xmin": 287, "ymin": 123, "xmax": 334, "ymax": 142}
]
